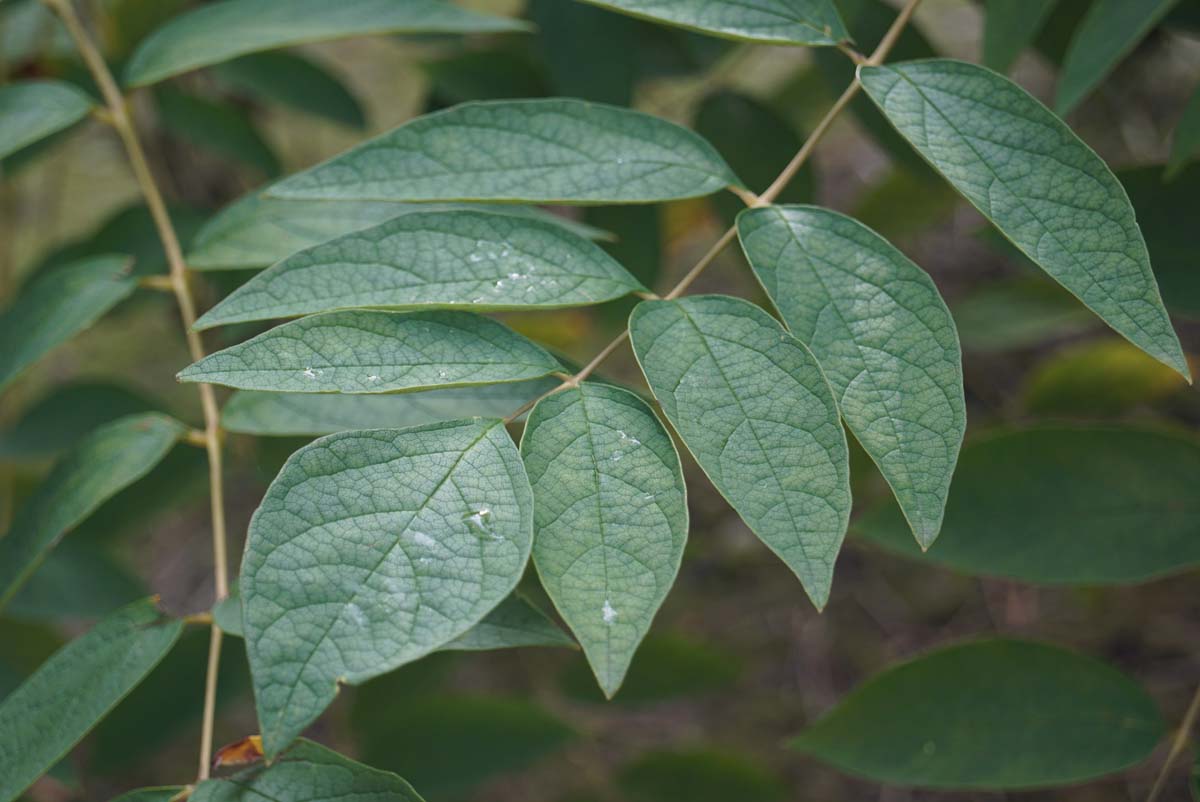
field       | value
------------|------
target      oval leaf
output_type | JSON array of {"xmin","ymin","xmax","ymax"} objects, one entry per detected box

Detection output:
[
  {"xmin": 578, "ymin": 0, "xmax": 847, "ymax": 46},
  {"xmin": 268, "ymin": 99, "xmax": 742, "ymax": 204},
  {"xmin": 737, "ymin": 205, "xmax": 965, "ymax": 548},
  {"xmin": 629, "ymin": 295, "xmax": 850, "ymax": 608},
  {"xmin": 221, "ymin": 379, "xmax": 558, "ymax": 436},
  {"xmin": 859, "ymin": 59, "xmax": 1189, "ymax": 379},
  {"xmin": 177, "ymin": 310, "xmax": 561, "ymax": 394},
  {"xmin": 195, "ymin": 210, "xmax": 644, "ymax": 329},
  {"xmin": 191, "ymin": 739, "xmax": 423, "ymax": 802},
  {"xmin": 0, "ymin": 413, "xmax": 183, "ymax": 610},
  {"xmin": 0, "ymin": 80, "xmax": 91, "ymax": 160},
  {"xmin": 123, "ymin": 0, "xmax": 528, "ymax": 87},
  {"xmin": 856, "ymin": 426, "xmax": 1200, "ymax": 584},
  {"xmin": 520, "ymin": 383, "xmax": 687, "ymax": 696},
  {"xmin": 0, "ymin": 599, "xmax": 183, "ymax": 802},
  {"xmin": 793, "ymin": 638, "xmax": 1165, "ymax": 789},
  {"xmin": 242, "ymin": 419, "xmax": 534, "ymax": 756},
  {"xmin": 0, "ymin": 255, "xmax": 136, "ymax": 391}
]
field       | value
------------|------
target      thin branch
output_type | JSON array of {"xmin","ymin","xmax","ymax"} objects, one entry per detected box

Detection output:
[
  {"xmin": 504, "ymin": 0, "xmax": 924, "ymax": 420},
  {"xmin": 1146, "ymin": 682, "xmax": 1200, "ymax": 802},
  {"xmin": 42, "ymin": 0, "xmax": 229, "ymax": 781}
]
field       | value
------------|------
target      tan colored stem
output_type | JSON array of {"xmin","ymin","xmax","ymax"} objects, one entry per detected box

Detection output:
[
  {"xmin": 1146, "ymin": 682, "xmax": 1200, "ymax": 802},
  {"xmin": 42, "ymin": 0, "xmax": 229, "ymax": 781}
]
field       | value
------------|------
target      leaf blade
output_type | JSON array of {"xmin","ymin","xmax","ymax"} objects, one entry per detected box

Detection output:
[
  {"xmin": 629, "ymin": 295, "xmax": 850, "ymax": 608},
  {"xmin": 577, "ymin": 0, "xmax": 848, "ymax": 46},
  {"xmin": 0, "ymin": 80, "xmax": 91, "ymax": 160},
  {"xmin": 859, "ymin": 59, "xmax": 1189, "ymax": 379},
  {"xmin": 982, "ymin": 0, "xmax": 1059, "ymax": 73}
]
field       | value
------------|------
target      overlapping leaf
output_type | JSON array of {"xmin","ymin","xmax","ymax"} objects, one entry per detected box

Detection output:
[
  {"xmin": 195, "ymin": 210, "xmax": 644, "ymax": 329},
  {"xmin": 982, "ymin": 0, "xmax": 1058, "ymax": 73},
  {"xmin": 856, "ymin": 427, "xmax": 1200, "ymax": 584},
  {"xmin": 860, "ymin": 59, "xmax": 1189, "ymax": 379},
  {"xmin": 578, "ymin": 0, "xmax": 848, "ymax": 46},
  {"xmin": 124, "ymin": 0, "xmax": 529, "ymax": 87},
  {"xmin": 0, "ymin": 255, "xmax": 136, "ymax": 391},
  {"xmin": 629, "ymin": 295, "xmax": 850, "ymax": 608},
  {"xmin": 214, "ymin": 52, "xmax": 366, "ymax": 129},
  {"xmin": 178, "ymin": 310, "xmax": 561, "ymax": 393},
  {"xmin": 737, "ymin": 205, "xmax": 964, "ymax": 547},
  {"xmin": 242, "ymin": 419, "xmax": 534, "ymax": 756},
  {"xmin": 221, "ymin": 379, "xmax": 557, "ymax": 436},
  {"xmin": 793, "ymin": 639, "xmax": 1164, "ymax": 788},
  {"xmin": 0, "ymin": 80, "xmax": 91, "ymax": 160},
  {"xmin": 0, "ymin": 414, "xmax": 183, "ymax": 610},
  {"xmin": 521, "ymin": 383, "xmax": 687, "ymax": 695},
  {"xmin": 0, "ymin": 599, "xmax": 183, "ymax": 802},
  {"xmin": 268, "ymin": 99, "xmax": 742, "ymax": 204}
]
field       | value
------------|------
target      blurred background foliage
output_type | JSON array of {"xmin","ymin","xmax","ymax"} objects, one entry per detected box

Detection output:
[{"xmin": 1, "ymin": 0, "xmax": 1199, "ymax": 799}]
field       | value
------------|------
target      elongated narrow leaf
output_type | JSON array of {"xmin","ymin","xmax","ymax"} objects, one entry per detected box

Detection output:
[
  {"xmin": 982, "ymin": 0, "xmax": 1059, "ymax": 73},
  {"xmin": 191, "ymin": 739, "xmax": 423, "ymax": 802},
  {"xmin": 859, "ymin": 59, "xmax": 1190, "ymax": 379},
  {"xmin": 178, "ymin": 310, "xmax": 560, "ymax": 394},
  {"xmin": 154, "ymin": 87, "xmax": 280, "ymax": 176},
  {"xmin": 195, "ymin": 210, "xmax": 644, "ymax": 329},
  {"xmin": 243, "ymin": 419, "xmax": 533, "ymax": 756},
  {"xmin": 1055, "ymin": 0, "xmax": 1179, "ymax": 113},
  {"xmin": 737, "ymin": 205, "xmax": 964, "ymax": 547},
  {"xmin": 793, "ymin": 639, "xmax": 1165, "ymax": 789},
  {"xmin": 268, "ymin": 99, "xmax": 742, "ymax": 204},
  {"xmin": 123, "ymin": 0, "xmax": 528, "ymax": 87},
  {"xmin": 0, "ymin": 255, "xmax": 136, "ymax": 391},
  {"xmin": 629, "ymin": 295, "xmax": 850, "ymax": 608},
  {"xmin": 0, "ymin": 599, "xmax": 183, "ymax": 802},
  {"xmin": 520, "ymin": 383, "xmax": 687, "ymax": 696},
  {"xmin": 0, "ymin": 80, "xmax": 91, "ymax": 160},
  {"xmin": 856, "ymin": 427, "xmax": 1200, "ymax": 584},
  {"xmin": 214, "ymin": 52, "xmax": 366, "ymax": 129},
  {"xmin": 1168, "ymin": 82, "xmax": 1200, "ymax": 177},
  {"xmin": 0, "ymin": 414, "xmax": 183, "ymax": 610},
  {"xmin": 221, "ymin": 379, "xmax": 557, "ymax": 436},
  {"xmin": 578, "ymin": 0, "xmax": 847, "ymax": 46}
]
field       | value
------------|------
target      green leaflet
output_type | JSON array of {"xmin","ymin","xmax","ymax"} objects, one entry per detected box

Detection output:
[
  {"xmin": 856, "ymin": 427, "xmax": 1200, "ymax": 584},
  {"xmin": 577, "ymin": 0, "xmax": 848, "ymax": 46},
  {"xmin": 214, "ymin": 52, "xmax": 366, "ymax": 129},
  {"xmin": 1055, "ymin": 0, "xmax": 1179, "ymax": 114},
  {"xmin": 216, "ymin": 586, "xmax": 572, "ymax": 650},
  {"xmin": 123, "ymin": 0, "xmax": 528, "ymax": 87},
  {"xmin": 1169, "ymin": 83, "xmax": 1200, "ymax": 177},
  {"xmin": 177, "ymin": 310, "xmax": 561, "ymax": 394},
  {"xmin": 520, "ymin": 383, "xmax": 687, "ymax": 696},
  {"xmin": 737, "ymin": 205, "xmax": 964, "ymax": 548},
  {"xmin": 629, "ymin": 295, "xmax": 850, "ymax": 608},
  {"xmin": 618, "ymin": 748, "xmax": 787, "ymax": 802},
  {"xmin": 0, "ymin": 255, "xmax": 136, "ymax": 391},
  {"xmin": 0, "ymin": 599, "xmax": 183, "ymax": 802},
  {"xmin": 0, "ymin": 382, "xmax": 154, "ymax": 462},
  {"xmin": 195, "ymin": 210, "xmax": 644, "ymax": 329},
  {"xmin": 109, "ymin": 788, "xmax": 183, "ymax": 802},
  {"xmin": 5, "ymin": 543, "xmax": 145, "ymax": 624},
  {"xmin": 982, "ymin": 0, "xmax": 1059, "ymax": 73},
  {"xmin": 221, "ymin": 379, "xmax": 558, "ymax": 436},
  {"xmin": 0, "ymin": 414, "xmax": 183, "ymax": 610},
  {"xmin": 793, "ymin": 639, "xmax": 1165, "ymax": 789},
  {"xmin": 0, "ymin": 80, "xmax": 91, "ymax": 160},
  {"xmin": 191, "ymin": 739, "xmax": 423, "ymax": 802},
  {"xmin": 242, "ymin": 419, "xmax": 534, "ymax": 756},
  {"xmin": 153, "ymin": 87, "xmax": 280, "ymax": 177},
  {"xmin": 268, "ymin": 99, "xmax": 742, "ymax": 204},
  {"xmin": 187, "ymin": 191, "xmax": 611, "ymax": 271},
  {"xmin": 859, "ymin": 59, "xmax": 1190, "ymax": 379}
]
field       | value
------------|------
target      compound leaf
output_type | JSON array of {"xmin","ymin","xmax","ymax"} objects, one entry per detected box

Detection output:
[
  {"xmin": 268, "ymin": 99, "xmax": 742, "ymax": 204},
  {"xmin": 629, "ymin": 295, "xmax": 850, "ymax": 608},
  {"xmin": 860, "ymin": 59, "xmax": 1189, "ymax": 379},
  {"xmin": 0, "ymin": 255, "xmax": 136, "ymax": 391},
  {"xmin": 0, "ymin": 414, "xmax": 183, "ymax": 610},
  {"xmin": 737, "ymin": 205, "xmax": 964, "ymax": 547},
  {"xmin": 242, "ymin": 419, "xmax": 533, "ymax": 756},
  {"xmin": 178, "ymin": 310, "xmax": 561, "ymax": 394},
  {"xmin": 124, "ymin": 0, "xmax": 528, "ymax": 87},
  {"xmin": 520, "ymin": 383, "xmax": 687, "ymax": 696},
  {"xmin": 577, "ymin": 0, "xmax": 848, "ymax": 46},
  {"xmin": 195, "ymin": 210, "xmax": 643, "ymax": 329},
  {"xmin": 793, "ymin": 639, "xmax": 1165, "ymax": 789},
  {"xmin": 0, "ymin": 80, "xmax": 91, "ymax": 160},
  {"xmin": 0, "ymin": 599, "xmax": 183, "ymax": 802}
]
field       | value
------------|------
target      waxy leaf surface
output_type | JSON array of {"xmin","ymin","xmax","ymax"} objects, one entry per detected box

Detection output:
[
  {"xmin": 577, "ymin": 0, "xmax": 847, "ymax": 45},
  {"xmin": 0, "ymin": 80, "xmax": 91, "ymax": 160}
]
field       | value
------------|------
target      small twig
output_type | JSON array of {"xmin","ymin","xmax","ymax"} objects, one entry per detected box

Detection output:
[
  {"xmin": 1146, "ymin": 682, "xmax": 1200, "ymax": 802},
  {"xmin": 838, "ymin": 41, "xmax": 868, "ymax": 66},
  {"xmin": 728, "ymin": 185, "xmax": 761, "ymax": 207},
  {"xmin": 139, "ymin": 274, "xmax": 176, "ymax": 292}
]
